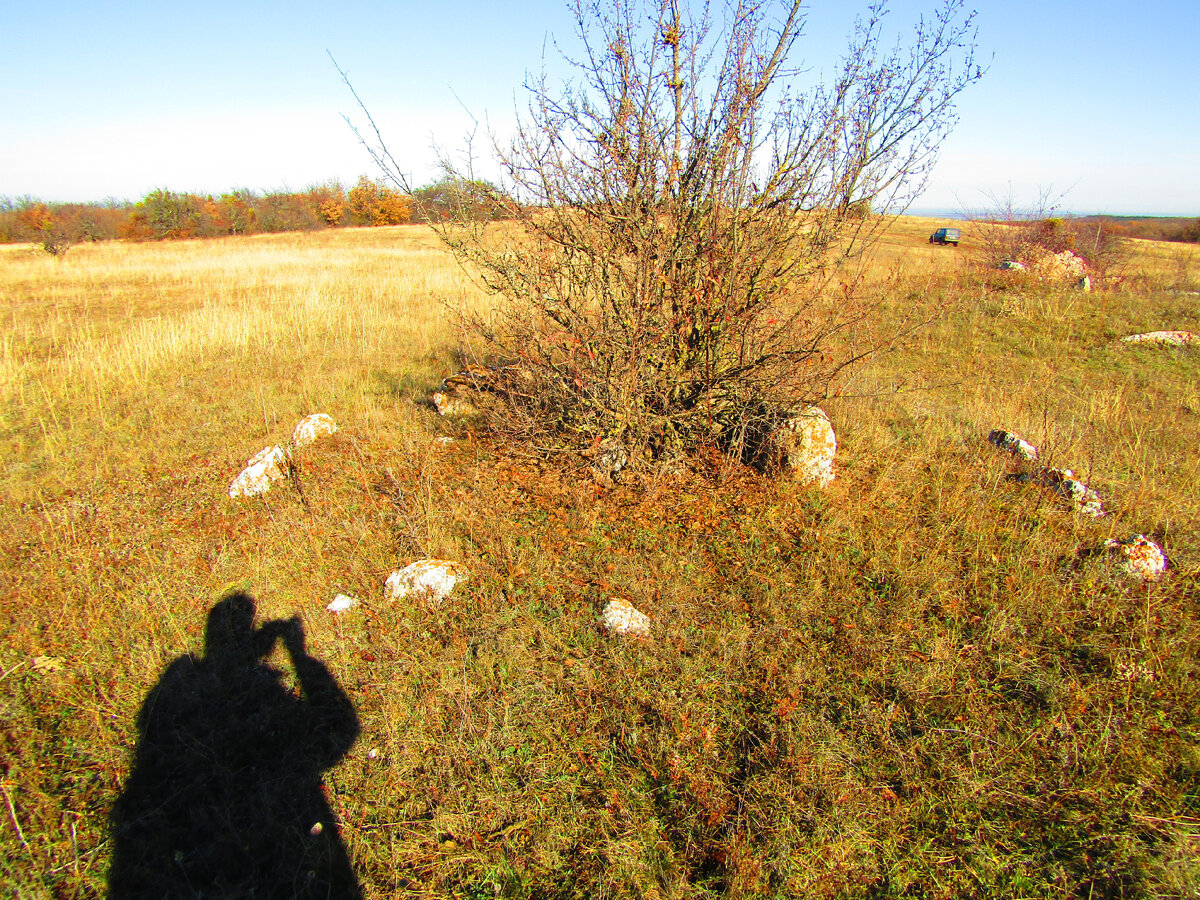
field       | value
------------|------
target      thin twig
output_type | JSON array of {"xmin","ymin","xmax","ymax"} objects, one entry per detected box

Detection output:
[
  {"xmin": 287, "ymin": 456, "xmax": 312, "ymax": 515},
  {"xmin": 1, "ymin": 780, "xmax": 29, "ymax": 853}
]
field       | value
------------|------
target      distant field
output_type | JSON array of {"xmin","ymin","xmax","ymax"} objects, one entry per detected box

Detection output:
[{"xmin": 2, "ymin": 219, "xmax": 1198, "ymax": 898}]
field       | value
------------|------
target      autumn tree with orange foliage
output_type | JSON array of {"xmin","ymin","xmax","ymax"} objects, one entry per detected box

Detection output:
[
  {"xmin": 307, "ymin": 181, "xmax": 348, "ymax": 226},
  {"xmin": 17, "ymin": 202, "xmax": 75, "ymax": 255},
  {"xmin": 347, "ymin": 176, "xmax": 410, "ymax": 226}
]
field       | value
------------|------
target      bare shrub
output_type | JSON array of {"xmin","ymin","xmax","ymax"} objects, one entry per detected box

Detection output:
[
  {"xmin": 352, "ymin": 0, "xmax": 984, "ymax": 472},
  {"xmin": 970, "ymin": 187, "xmax": 1131, "ymax": 280}
]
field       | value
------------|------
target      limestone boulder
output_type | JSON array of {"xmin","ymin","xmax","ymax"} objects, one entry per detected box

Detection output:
[
  {"xmin": 228, "ymin": 446, "xmax": 291, "ymax": 499},
  {"xmin": 327, "ymin": 593, "xmax": 359, "ymax": 613},
  {"xmin": 385, "ymin": 559, "xmax": 465, "ymax": 605},
  {"xmin": 1104, "ymin": 535, "xmax": 1167, "ymax": 581},
  {"xmin": 1031, "ymin": 250, "xmax": 1087, "ymax": 281},
  {"xmin": 292, "ymin": 413, "xmax": 338, "ymax": 449},
  {"xmin": 769, "ymin": 406, "xmax": 836, "ymax": 487},
  {"xmin": 600, "ymin": 598, "xmax": 651, "ymax": 637},
  {"xmin": 1120, "ymin": 331, "xmax": 1196, "ymax": 347},
  {"xmin": 987, "ymin": 429, "xmax": 1038, "ymax": 462}
]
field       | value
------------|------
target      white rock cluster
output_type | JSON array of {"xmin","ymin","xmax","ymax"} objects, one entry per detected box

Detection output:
[
  {"xmin": 228, "ymin": 414, "xmax": 339, "ymax": 499},
  {"xmin": 1103, "ymin": 535, "xmax": 1168, "ymax": 581},
  {"xmin": 600, "ymin": 598, "xmax": 651, "ymax": 637},
  {"xmin": 770, "ymin": 406, "xmax": 837, "ymax": 488},
  {"xmin": 1120, "ymin": 331, "xmax": 1196, "ymax": 347},
  {"xmin": 385, "ymin": 559, "xmax": 465, "ymax": 606}
]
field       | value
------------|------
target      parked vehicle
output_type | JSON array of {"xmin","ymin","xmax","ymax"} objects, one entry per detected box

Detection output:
[{"xmin": 929, "ymin": 227, "xmax": 961, "ymax": 246}]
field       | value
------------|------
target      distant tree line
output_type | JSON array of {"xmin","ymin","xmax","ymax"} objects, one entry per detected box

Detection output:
[
  {"xmin": 0, "ymin": 176, "xmax": 504, "ymax": 254},
  {"xmin": 1074, "ymin": 215, "xmax": 1200, "ymax": 244}
]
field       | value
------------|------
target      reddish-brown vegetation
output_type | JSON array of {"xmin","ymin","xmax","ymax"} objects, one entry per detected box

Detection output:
[{"xmin": 0, "ymin": 176, "xmax": 418, "ymax": 250}]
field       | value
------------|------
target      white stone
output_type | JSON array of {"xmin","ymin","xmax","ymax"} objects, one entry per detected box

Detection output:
[
  {"xmin": 1120, "ymin": 331, "xmax": 1196, "ymax": 347},
  {"xmin": 770, "ymin": 406, "xmax": 836, "ymax": 487},
  {"xmin": 1030, "ymin": 468, "xmax": 1104, "ymax": 517},
  {"xmin": 385, "ymin": 559, "xmax": 464, "ymax": 605},
  {"xmin": 1031, "ymin": 250, "xmax": 1087, "ymax": 281},
  {"xmin": 987, "ymin": 429, "xmax": 1038, "ymax": 462},
  {"xmin": 327, "ymin": 593, "xmax": 359, "ymax": 613},
  {"xmin": 292, "ymin": 413, "xmax": 338, "ymax": 449},
  {"xmin": 432, "ymin": 390, "xmax": 477, "ymax": 417},
  {"xmin": 228, "ymin": 446, "xmax": 291, "ymax": 499},
  {"xmin": 1103, "ymin": 535, "xmax": 1167, "ymax": 581},
  {"xmin": 600, "ymin": 598, "xmax": 651, "ymax": 637}
]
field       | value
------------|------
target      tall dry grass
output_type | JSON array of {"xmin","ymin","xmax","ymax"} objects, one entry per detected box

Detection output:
[
  {"xmin": 1, "ymin": 221, "xmax": 1197, "ymax": 898},
  {"xmin": 2, "ymin": 228, "xmax": 485, "ymax": 499}
]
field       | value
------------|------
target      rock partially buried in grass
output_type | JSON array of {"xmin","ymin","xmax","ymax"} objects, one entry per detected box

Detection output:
[
  {"xmin": 1120, "ymin": 330, "xmax": 1196, "ymax": 347},
  {"xmin": 769, "ymin": 406, "xmax": 836, "ymax": 487},
  {"xmin": 292, "ymin": 413, "xmax": 338, "ymax": 449},
  {"xmin": 590, "ymin": 441, "xmax": 630, "ymax": 484},
  {"xmin": 385, "ymin": 559, "xmax": 465, "ymax": 605},
  {"xmin": 432, "ymin": 390, "xmax": 478, "ymax": 418},
  {"xmin": 600, "ymin": 598, "xmax": 651, "ymax": 638},
  {"xmin": 1024, "ymin": 467, "xmax": 1105, "ymax": 517},
  {"xmin": 228, "ymin": 446, "xmax": 291, "ymax": 499},
  {"xmin": 327, "ymin": 593, "xmax": 359, "ymax": 613},
  {"xmin": 987, "ymin": 429, "xmax": 1038, "ymax": 462},
  {"xmin": 1104, "ymin": 535, "xmax": 1167, "ymax": 581},
  {"xmin": 1031, "ymin": 249, "xmax": 1087, "ymax": 281}
]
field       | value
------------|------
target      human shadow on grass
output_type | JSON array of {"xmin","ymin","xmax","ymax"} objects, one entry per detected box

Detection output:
[{"xmin": 109, "ymin": 592, "xmax": 362, "ymax": 899}]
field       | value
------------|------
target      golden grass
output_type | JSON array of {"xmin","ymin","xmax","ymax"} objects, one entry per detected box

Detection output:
[
  {"xmin": 2, "ymin": 227, "xmax": 487, "ymax": 501},
  {"xmin": 2, "ymin": 219, "xmax": 1198, "ymax": 898}
]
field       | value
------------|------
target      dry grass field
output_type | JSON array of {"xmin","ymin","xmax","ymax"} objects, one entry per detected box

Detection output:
[{"xmin": 2, "ymin": 220, "xmax": 1198, "ymax": 898}]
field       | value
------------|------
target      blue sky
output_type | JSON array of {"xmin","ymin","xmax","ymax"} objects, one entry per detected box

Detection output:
[{"xmin": 1, "ymin": 0, "xmax": 1197, "ymax": 216}]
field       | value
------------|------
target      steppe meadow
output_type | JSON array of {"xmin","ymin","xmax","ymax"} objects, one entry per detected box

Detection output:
[{"xmin": 1, "ymin": 218, "xmax": 1198, "ymax": 897}]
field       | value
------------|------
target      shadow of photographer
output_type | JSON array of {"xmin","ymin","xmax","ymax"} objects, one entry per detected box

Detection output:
[{"xmin": 109, "ymin": 592, "xmax": 362, "ymax": 898}]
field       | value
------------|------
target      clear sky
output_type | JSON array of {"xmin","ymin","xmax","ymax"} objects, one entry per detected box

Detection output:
[{"xmin": 2, "ymin": 0, "xmax": 1197, "ymax": 216}]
